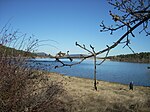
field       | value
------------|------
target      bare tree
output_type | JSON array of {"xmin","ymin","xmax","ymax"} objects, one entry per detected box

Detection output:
[{"xmin": 54, "ymin": 0, "xmax": 150, "ymax": 90}]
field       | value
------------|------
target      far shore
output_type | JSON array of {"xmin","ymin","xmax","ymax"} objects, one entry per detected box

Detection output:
[
  {"xmin": 33, "ymin": 56, "xmax": 150, "ymax": 64},
  {"xmin": 47, "ymin": 72, "xmax": 150, "ymax": 112}
]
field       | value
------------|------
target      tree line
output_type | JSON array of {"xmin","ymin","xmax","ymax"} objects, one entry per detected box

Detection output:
[
  {"xmin": 0, "ymin": 44, "xmax": 37, "ymax": 58},
  {"xmin": 108, "ymin": 52, "xmax": 150, "ymax": 63}
]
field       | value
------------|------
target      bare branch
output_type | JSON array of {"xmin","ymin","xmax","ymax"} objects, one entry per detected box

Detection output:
[
  {"xmin": 93, "ymin": 13, "xmax": 150, "ymax": 58},
  {"xmin": 55, "ymin": 13, "xmax": 150, "ymax": 68},
  {"xmin": 97, "ymin": 45, "xmax": 110, "ymax": 65},
  {"xmin": 76, "ymin": 42, "xmax": 93, "ymax": 54},
  {"xmin": 54, "ymin": 58, "xmax": 85, "ymax": 68}
]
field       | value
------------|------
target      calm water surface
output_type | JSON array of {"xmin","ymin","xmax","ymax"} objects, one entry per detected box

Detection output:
[{"xmin": 28, "ymin": 58, "xmax": 150, "ymax": 86}]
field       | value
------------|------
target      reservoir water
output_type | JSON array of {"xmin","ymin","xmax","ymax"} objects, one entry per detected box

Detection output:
[{"xmin": 28, "ymin": 58, "xmax": 150, "ymax": 86}]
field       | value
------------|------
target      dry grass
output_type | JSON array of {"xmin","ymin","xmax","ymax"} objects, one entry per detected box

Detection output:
[{"xmin": 48, "ymin": 73, "xmax": 150, "ymax": 112}]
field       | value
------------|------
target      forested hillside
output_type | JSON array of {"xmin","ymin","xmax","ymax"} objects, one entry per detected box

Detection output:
[
  {"xmin": 0, "ymin": 44, "xmax": 37, "ymax": 58},
  {"xmin": 109, "ymin": 52, "xmax": 150, "ymax": 63}
]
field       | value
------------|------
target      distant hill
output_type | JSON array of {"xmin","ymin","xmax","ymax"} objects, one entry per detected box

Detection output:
[
  {"xmin": 63, "ymin": 54, "xmax": 88, "ymax": 58},
  {"xmin": 36, "ymin": 52, "xmax": 48, "ymax": 57},
  {"xmin": 108, "ymin": 52, "xmax": 150, "ymax": 63},
  {"xmin": 0, "ymin": 45, "xmax": 37, "ymax": 58}
]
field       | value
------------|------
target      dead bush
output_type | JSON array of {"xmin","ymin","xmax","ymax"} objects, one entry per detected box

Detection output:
[{"xmin": 0, "ymin": 24, "xmax": 68, "ymax": 112}]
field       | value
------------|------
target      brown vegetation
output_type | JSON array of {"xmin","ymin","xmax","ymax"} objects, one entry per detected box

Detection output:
[
  {"xmin": 0, "ymin": 25, "xmax": 69, "ymax": 112},
  {"xmin": 49, "ymin": 73, "xmax": 150, "ymax": 112}
]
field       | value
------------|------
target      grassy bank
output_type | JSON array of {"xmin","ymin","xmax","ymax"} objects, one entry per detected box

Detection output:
[{"xmin": 48, "ymin": 72, "xmax": 150, "ymax": 112}]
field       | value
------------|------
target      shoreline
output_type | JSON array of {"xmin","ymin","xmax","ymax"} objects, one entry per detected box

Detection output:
[
  {"xmin": 49, "ymin": 72, "xmax": 150, "ymax": 88},
  {"xmin": 47, "ymin": 72, "xmax": 150, "ymax": 112},
  {"xmin": 31, "ymin": 57, "xmax": 150, "ymax": 64},
  {"xmin": 50, "ymin": 72, "xmax": 150, "ymax": 87},
  {"xmin": 110, "ymin": 59, "xmax": 150, "ymax": 64}
]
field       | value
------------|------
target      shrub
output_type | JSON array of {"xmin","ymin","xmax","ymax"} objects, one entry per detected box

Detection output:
[{"xmin": 0, "ymin": 24, "xmax": 67, "ymax": 112}]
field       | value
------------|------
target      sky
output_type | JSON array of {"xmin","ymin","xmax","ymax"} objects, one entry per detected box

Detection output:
[{"xmin": 0, "ymin": 0, "xmax": 150, "ymax": 56}]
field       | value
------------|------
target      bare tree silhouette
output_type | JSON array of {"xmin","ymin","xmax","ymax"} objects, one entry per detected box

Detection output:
[{"xmin": 54, "ymin": 0, "xmax": 150, "ymax": 90}]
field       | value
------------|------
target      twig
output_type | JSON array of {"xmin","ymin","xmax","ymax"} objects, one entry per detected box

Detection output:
[{"xmin": 97, "ymin": 45, "xmax": 110, "ymax": 65}]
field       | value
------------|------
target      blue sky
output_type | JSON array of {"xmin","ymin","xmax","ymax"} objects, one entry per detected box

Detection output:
[{"xmin": 0, "ymin": 0, "xmax": 150, "ymax": 56}]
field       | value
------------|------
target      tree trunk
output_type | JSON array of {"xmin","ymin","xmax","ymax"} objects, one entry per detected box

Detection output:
[{"xmin": 94, "ymin": 55, "xmax": 97, "ymax": 91}]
